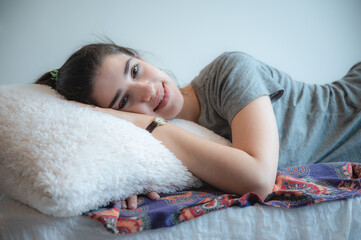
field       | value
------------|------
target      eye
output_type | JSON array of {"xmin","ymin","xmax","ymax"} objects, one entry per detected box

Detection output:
[
  {"xmin": 131, "ymin": 64, "xmax": 139, "ymax": 78},
  {"xmin": 118, "ymin": 94, "xmax": 129, "ymax": 110}
]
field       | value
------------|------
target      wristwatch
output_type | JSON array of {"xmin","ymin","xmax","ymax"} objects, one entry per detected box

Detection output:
[{"xmin": 146, "ymin": 116, "xmax": 166, "ymax": 133}]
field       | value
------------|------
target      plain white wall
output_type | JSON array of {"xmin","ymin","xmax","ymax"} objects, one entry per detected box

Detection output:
[{"xmin": 1, "ymin": 0, "xmax": 360, "ymax": 86}]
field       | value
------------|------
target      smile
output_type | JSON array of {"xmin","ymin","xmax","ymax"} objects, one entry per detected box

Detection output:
[{"xmin": 153, "ymin": 83, "xmax": 168, "ymax": 112}]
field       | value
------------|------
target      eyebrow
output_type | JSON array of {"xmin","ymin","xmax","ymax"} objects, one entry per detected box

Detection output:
[
  {"xmin": 124, "ymin": 57, "xmax": 132, "ymax": 76},
  {"xmin": 108, "ymin": 89, "xmax": 122, "ymax": 108},
  {"xmin": 108, "ymin": 57, "xmax": 132, "ymax": 108}
]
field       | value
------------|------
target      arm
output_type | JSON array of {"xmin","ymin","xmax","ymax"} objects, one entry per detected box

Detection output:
[{"xmin": 101, "ymin": 95, "xmax": 279, "ymax": 200}]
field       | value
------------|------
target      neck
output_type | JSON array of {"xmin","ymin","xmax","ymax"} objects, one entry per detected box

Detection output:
[{"xmin": 176, "ymin": 84, "xmax": 200, "ymax": 123}]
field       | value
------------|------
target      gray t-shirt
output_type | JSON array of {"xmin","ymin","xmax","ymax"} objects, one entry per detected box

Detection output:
[{"xmin": 192, "ymin": 52, "xmax": 361, "ymax": 168}]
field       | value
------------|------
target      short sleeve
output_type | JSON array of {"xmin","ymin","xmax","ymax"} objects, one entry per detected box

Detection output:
[
  {"xmin": 193, "ymin": 52, "xmax": 284, "ymax": 124},
  {"xmin": 192, "ymin": 51, "xmax": 285, "ymax": 139}
]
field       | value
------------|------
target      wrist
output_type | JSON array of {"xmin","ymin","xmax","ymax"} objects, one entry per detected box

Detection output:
[
  {"xmin": 100, "ymin": 108, "xmax": 152, "ymax": 128},
  {"xmin": 145, "ymin": 116, "xmax": 167, "ymax": 133},
  {"xmin": 134, "ymin": 114, "xmax": 154, "ymax": 129}
]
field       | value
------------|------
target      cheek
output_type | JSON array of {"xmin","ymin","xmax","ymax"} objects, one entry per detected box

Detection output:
[
  {"xmin": 167, "ymin": 86, "xmax": 183, "ymax": 118},
  {"xmin": 167, "ymin": 83, "xmax": 179, "ymax": 100}
]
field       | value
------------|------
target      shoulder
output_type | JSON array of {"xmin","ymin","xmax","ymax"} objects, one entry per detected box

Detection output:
[
  {"xmin": 192, "ymin": 51, "xmax": 264, "ymax": 87},
  {"xmin": 208, "ymin": 51, "xmax": 260, "ymax": 75},
  {"xmin": 193, "ymin": 51, "xmax": 264, "ymax": 84},
  {"xmin": 216, "ymin": 51, "xmax": 256, "ymax": 65},
  {"xmin": 196, "ymin": 51, "xmax": 258, "ymax": 76}
]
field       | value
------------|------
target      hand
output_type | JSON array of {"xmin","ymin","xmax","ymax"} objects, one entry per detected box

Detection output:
[{"xmin": 121, "ymin": 192, "xmax": 160, "ymax": 210}]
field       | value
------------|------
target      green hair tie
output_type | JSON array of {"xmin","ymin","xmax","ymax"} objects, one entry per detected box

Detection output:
[{"xmin": 50, "ymin": 69, "xmax": 59, "ymax": 82}]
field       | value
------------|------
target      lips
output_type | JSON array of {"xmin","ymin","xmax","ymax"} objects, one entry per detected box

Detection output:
[{"xmin": 153, "ymin": 83, "xmax": 168, "ymax": 112}]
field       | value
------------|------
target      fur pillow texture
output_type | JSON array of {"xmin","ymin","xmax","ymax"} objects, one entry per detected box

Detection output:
[{"xmin": 0, "ymin": 84, "xmax": 230, "ymax": 217}]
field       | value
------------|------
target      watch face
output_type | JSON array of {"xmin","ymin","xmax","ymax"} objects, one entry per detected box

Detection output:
[{"xmin": 155, "ymin": 117, "xmax": 166, "ymax": 125}]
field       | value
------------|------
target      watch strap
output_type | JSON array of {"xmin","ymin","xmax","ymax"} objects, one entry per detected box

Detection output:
[
  {"xmin": 146, "ymin": 121, "xmax": 159, "ymax": 133},
  {"xmin": 146, "ymin": 117, "xmax": 166, "ymax": 133}
]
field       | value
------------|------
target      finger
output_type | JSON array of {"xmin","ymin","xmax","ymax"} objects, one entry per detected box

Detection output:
[
  {"xmin": 121, "ymin": 200, "xmax": 127, "ymax": 209},
  {"xmin": 127, "ymin": 194, "xmax": 138, "ymax": 209},
  {"xmin": 147, "ymin": 192, "xmax": 160, "ymax": 200}
]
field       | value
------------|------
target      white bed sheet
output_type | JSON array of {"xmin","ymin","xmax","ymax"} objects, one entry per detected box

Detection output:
[{"xmin": 1, "ymin": 193, "xmax": 360, "ymax": 240}]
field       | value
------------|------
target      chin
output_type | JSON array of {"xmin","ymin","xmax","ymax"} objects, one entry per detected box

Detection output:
[
  {"xmin": 160, "ymin": 107, "xmax": 181, "ymax": 120},
  {"xmin": 161, "ymin": 113, "xmax": 176, "ymax": 121},
  {"xmin": 160, "ymin": 92, "xmax": 183, "ymax": 120}
]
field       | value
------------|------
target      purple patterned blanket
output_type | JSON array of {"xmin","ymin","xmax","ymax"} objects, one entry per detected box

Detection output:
[{"xmin": 86, "ymin": 162, "xmax": 361, "ymax": 235}]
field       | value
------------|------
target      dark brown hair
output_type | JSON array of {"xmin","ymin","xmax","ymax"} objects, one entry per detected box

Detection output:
[{"xmin": 35, "ymin": 43, "xmax": 138, "ymax": 104}]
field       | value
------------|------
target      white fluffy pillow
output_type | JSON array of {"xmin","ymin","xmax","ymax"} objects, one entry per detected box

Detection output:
[{"xmin": 0, "ymin": 84, "xmax": 229, "ymax": 217}]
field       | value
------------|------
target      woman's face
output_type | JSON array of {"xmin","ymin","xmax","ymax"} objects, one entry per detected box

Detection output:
[{"xmin": 91, "ymin": 54, "xmax": 184, "ymax": 120}]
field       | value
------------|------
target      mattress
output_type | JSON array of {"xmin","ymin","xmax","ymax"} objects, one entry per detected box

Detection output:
[{"xmin": 1, "ymin": 193, "xmax": 360, "ymax": 240}]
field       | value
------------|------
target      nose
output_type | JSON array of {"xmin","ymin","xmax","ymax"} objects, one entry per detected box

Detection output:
[{"xmin": 132, "ymin": 81, "xmax": 155, "ymax": 102}]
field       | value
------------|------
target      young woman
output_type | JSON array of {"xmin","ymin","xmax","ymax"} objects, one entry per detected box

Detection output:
[{"xmin": 36, "ymin": 43, "xmax": 361, "ymax": 209}]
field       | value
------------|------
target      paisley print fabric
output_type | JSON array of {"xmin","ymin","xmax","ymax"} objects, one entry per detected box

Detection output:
[{"xmin": 86, "ymin": 162, "xmax": 361, "ymax": 235}]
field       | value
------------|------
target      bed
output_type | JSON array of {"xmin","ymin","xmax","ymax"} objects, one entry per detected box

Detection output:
[
  {"xmin": 1, "ymin": 192, "xmax": 361, "ymax": 240},
  {"xmin": 1, "ymin": 84, "xmax": 361, "ymax": 240}
]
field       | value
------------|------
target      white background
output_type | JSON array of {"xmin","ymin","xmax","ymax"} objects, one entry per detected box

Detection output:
[{"xmin": 1, "ymin": 0, "xmax": 361, "ymax": 86}]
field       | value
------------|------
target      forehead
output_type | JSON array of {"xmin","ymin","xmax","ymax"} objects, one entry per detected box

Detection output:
[
  {"xmin": 91, "ymin": 54, "xmax": 130, "ymax": 107},
  {"xmin": 97, "ymin": 53, "xmax": 129, "ymax": 77}
]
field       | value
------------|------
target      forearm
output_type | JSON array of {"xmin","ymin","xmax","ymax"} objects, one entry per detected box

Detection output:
[
  {"xmin": 152, "ymin": 123, "xmax": 276, "ymax": 199},
  {"xmin": 103, "ymin": 109, "xmax": 277, "ymax": 199}
]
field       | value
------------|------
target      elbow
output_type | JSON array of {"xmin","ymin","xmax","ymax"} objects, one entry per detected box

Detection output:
[
  {"xmin": 232, "ymin": 170, "xmax": 275, "ymax": 201},
  {"xmin": 254, "ymin": 180, "xmax": 274, "ymax": 201},
  {"xmin": 251, "ymin": 156, "xmax": 278, "ymax": 201},
  {"xmin": 251, "ymin": 170, "xmax": 276, "ymax": 201}
]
